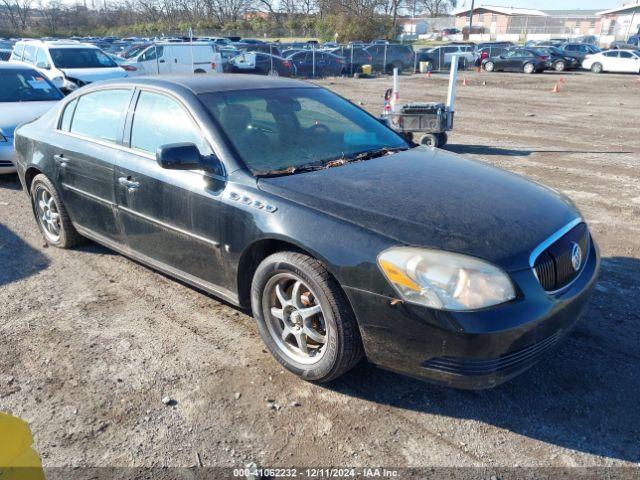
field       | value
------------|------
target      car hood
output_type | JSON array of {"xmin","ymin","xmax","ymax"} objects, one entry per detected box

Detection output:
[
  {"xmin": 61, "ymin": 67, "xmax": 127, "ymax": 83},
  {"xmin": 0, "ymin": 101, "xmax": 59, "ymax": 138},
  {"xmin": 258, "ymin": 147, "xmax": 580, "ymax": 272}
]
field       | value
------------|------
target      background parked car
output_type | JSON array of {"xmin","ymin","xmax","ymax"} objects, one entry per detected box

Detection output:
[
  {"xmin": 483, "ymin": 48, "xmax": 547, "ymax": 74},
  {"xmin": 474, "ymin": 42, "xmax": 512, "ymax": 66},
  {"xmin": 0, "ymin": 63, "xmax": 62, "ymax": 174},
  {"xmin": 234, "ymin": 43, "xmax": 282, "ymax": 57},
  {"xmin": 608, "ymin": 41, "xmax": 637, "ymax": 50},
  {"xmin": 583, "ymin": 49, "xmax": 640, "ymax": 73},
  {"xmin": 365, "ymin": 43, "xmax": 413, "ymax": 73},
  {"xmin": 121, "ymin": 43, "xmax": 223, "ymax": 76},
  {"xmin": 286, "ymin": 50, "xmax": 344, "ymax": 77},
  {"xmin": 326, "ymin": 47, "xmax": 372, "ymax": 75},
  {"xmin": 534, "ymin": 46, "xmax": 580, "ymax": 71},
  {"xmin": 561, "ymin": 43, "xmax": 601, "ymax": 63},
  {"xmin": 10, "ymin": 40, "xmax": 126, "ymax": 93},
  {"xmin": 417, "ymin": 44, "xmax": 475, "ymax": 70},
  {"xmin": 227, "ymin": 52, "xmax": 293, "ymax": 76}
]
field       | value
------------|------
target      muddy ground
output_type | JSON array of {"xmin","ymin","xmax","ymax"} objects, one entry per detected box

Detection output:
[{"xmin": 0, "ymin": 71, "xmax": 639, "ymax": 473}]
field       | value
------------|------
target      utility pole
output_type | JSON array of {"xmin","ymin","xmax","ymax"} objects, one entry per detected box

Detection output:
[{"xmin": 468, "ymin": 0, "xmax": 475, "ymax": 37}]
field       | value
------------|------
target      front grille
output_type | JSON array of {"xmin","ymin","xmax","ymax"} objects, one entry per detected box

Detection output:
[
  {"xmin": 533, "ymin": 222, "xmax": 589, "ymax": 291},
  {"xmin": 421, "ymin": 332, "xmax": 561, "ymax": 376}
]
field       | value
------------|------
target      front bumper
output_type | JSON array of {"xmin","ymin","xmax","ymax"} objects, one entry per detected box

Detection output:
[
  {"xmin": 345, "ymin": 238, "xmax": 600, "ymax": 389},
  {"xmin": 0, "ymin": 140, "xmax": 17, "ymax": 174}
]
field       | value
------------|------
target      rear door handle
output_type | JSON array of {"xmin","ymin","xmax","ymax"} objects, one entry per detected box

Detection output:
[
  {"xmin": 118, "ymin": 176, "xmax": 140, "ymax": 191},
  {"xmin": 53, "ymin": 154, "xmax": 67, "ymax": 167}
]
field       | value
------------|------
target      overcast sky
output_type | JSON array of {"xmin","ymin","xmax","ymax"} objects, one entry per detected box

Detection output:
[{"xmin": 457, "ymin": 0, "xmax": 622, "ymax": 10}]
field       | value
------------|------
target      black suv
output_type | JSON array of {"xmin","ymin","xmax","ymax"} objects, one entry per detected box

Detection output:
[{"xmin": 364, "ymin": 44, "xmax": 414, "ymax": 73}]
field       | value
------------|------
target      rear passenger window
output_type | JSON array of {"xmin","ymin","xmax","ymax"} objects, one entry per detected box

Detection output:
[
  {"xmin": 70, "ymin": 89, "xmax": 131, "ymax": 143},
  {"xmin": 22, "ymin": 45, "xmax": 36, "ymax": 64},
  {"xmin": 59, "ymin": 99, "xmax": 78, "ymax": 131},
  {"xmin": 130, "ymin": 91, "xmax": 208, "ymax": 155}
]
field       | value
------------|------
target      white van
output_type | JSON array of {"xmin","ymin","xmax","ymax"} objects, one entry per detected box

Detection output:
[
  {"xmin": 122, "ymin": 42, "xmax": 223, "ymax": 76},
  {"xmin": 10, "ymin": 39, "xmax": 127, "ymax": 93}
]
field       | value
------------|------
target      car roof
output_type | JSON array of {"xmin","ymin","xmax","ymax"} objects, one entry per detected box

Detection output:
[
  {"xmin": 0, "ymin": 62, "xmax": 36, "ymax": 71},
  {"xmin": 17, "ymin": 39, "xmax": 99, "ymax": 49},
  {"xmin": 97, "ymin": 74, "xmax": 317, "ymax": 95}
]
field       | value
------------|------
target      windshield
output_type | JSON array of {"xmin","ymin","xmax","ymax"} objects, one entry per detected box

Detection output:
[
  {"xmin": 0, "ymin": 69, "xmax": 63, "ymax": 102},
  {"xmin": 199, "ymin": 87, "xmax": 409, "ymax": 175},
  {"xmin": 49, "ymin": 48, "xmax": 117, "ymax": 69}
]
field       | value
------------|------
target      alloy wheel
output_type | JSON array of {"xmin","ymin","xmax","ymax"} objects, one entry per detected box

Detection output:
[
  {"xmin": 263, "ymin": 273, "xmax": 328, "ymax": 365},
  {"xmin": 35, "ymin": 186, "xmax": 61, "ymax": 242}
]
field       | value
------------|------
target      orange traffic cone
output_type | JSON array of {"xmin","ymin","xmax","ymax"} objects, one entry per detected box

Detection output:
[
  {"xmin": 475, "ymin": 66, "xmax": 481, "ymax": 73},
  {"xmin": 558, "ymin": 76, "xmax": 566, "ymax": 83},
  {"xmin": 551, "ymin": 81, "xmax": 561, "ymax": 93},
  {"xmin": 462, "ymin": 76, "xmax": 469, "ymax": 86}
]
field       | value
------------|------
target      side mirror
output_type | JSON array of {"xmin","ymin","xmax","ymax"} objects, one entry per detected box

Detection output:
[
  {"xmin": 37, "ymin": 61, "xmax": 50, "ymax": 69},
  {"xmin": 156, "ymin": 143, "xmax": 221, "ymax": 174}
]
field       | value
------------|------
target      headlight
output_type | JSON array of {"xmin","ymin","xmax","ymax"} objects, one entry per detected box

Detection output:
[{"xmin": 378, "ymin": 247, "xmax": 516, "ymax": 311}]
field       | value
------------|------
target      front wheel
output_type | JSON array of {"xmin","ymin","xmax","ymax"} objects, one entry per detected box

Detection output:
[
  {"xmin": 554, "ymin": 60, "xmax": 566, "ymax": 72},
  {"xmin": 251, "ymin": 252, "xmax": 364, "ymax": 383},
  {"xmin": 30, "ymin": 174, "xmax": 82, "ymax": 248},
  {"xmin": 591, "ymin": 62, "xmax": 603, "ymax": 73},
  {"xmin": 523, "ymin": 62, "xmax": 535, "ymax": 74}
]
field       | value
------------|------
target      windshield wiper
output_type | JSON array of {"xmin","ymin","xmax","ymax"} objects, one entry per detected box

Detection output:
[
  {"xmin": 255, "ymin": 146, "xmax": 409, "ymax": 177},
  {"xmin": 327, "ymin": 146, "xmax": 409, "ymax": 167},
  {"xmin": 255, "ymin": 161, "xmax": 326, "ymax": 177}
]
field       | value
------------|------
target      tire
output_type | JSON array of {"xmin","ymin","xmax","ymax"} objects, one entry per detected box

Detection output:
[
  {"xmin": 419, "ymin": 133, "xmax": 439, "ymax": 147},
  {"xmin": 193, "ymin": 69, "xmax": 206, "ymax": 74},
  {"xmin": 484, "ymin": 61, "xmax": 494, "ymax": 72},
  {"xmin": 30, "ymin": 174, "xmax": 82, "ymax": 248},
  {"xmin": 251, "ymin": 251, "xmax": 364, "ymax": 383},
  {"xmin": 591, "ymin": 62, "xmax": 603, "ymax": 73},
  {"xmin": 523, "ymin": 62, "xmax": 535, "ymax": 74},
  {"xmin": 554, "ymin": 61, "xmax": 566, "ymax": 72},
  {"xmin": 437, "ymin": 132, "xmax": 448, "ymax": 146}
]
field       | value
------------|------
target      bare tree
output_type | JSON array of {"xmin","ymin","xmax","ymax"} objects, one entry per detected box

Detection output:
[
  {"xmin": 419, "ymin": 0, "xmax": 454, "ymax": 17},
  {"xmin": 1, "ymin": 0, "xmax": 34, "ymax": 34}
]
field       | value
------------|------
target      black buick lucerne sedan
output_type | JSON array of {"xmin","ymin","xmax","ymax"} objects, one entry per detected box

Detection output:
[{"xmin": 13, "ymin": 75, "xmax": 599, "ymax": 389}]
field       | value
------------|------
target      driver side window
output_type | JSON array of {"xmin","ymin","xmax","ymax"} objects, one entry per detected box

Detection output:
[{"xmin": 130, "ymin": 91, "xmax": 208, "ymax": 155}]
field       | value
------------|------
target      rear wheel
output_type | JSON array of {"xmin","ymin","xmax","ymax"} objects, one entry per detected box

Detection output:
[
  {"xmin": 523, "ymin": 62, "xmax": 535, "ymax": 74},
  {"xmin": 591, "ymin": 62, "xmax": 603, "ymax": 73},
  {"xmin": 484, "ymin": 61, "xmax": 495, "ymax": 72},
  {"xmin": 251, "ymin": 252, "xmax": 363, "ymax": 383},
  {"xmin": 30, "ymin": 174, "xmax": 82, "ymax": 248},
  {"xmin": 554, "ymin": 60, "xmax": 566, "ymax": 71},
  {"xmin": 419, "ymin": 133, "xmax": 439, "ymax": 147}
]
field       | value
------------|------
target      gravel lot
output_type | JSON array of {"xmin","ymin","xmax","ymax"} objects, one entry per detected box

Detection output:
[{"xmin": 1, "ymin": 71, "xmax": 639, "ymax": 472}]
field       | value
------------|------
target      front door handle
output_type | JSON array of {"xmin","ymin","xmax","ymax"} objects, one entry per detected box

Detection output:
[
  {"xmin": 118, "ymin": 176, "xmax": 140, "ymax": 191},
  {"xmin": 53, "ymin": 154, "xmax": 67, "ymax": 167}
]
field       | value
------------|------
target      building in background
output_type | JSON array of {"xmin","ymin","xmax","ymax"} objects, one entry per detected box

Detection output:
[
  {"xmin": 450, "ymin": 5, "xmax": 602, "ymax": 39},
  {"xmin": 598, "ymin": 1, "xmax": 640, "ymax": 39}
]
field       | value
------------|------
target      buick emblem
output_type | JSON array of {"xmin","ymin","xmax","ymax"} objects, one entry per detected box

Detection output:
[{"xmin": 571, "ymin": 242, "xmax": 582, "ymax": 271}]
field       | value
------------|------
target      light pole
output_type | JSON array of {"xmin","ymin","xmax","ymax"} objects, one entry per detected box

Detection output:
[{"xmin": 468, "ymin": 0, "xmax": 475, "ymax": 38}]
